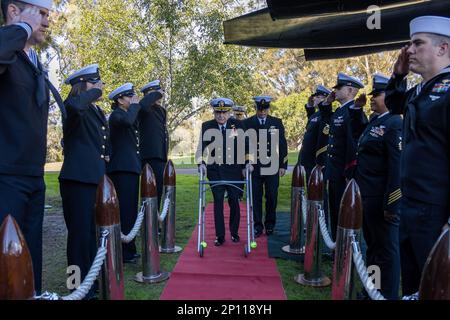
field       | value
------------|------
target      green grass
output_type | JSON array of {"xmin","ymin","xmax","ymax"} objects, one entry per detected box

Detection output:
[
  {"xmin": 43, "ymin": 171, "xmax": 331, "ymax": 300},
  {"xmin": 288, "ymin": 151, "xmax": 299, "ymax": 166},
  {"xmin": 43, "ymin": 174, "xmax": 213, "ymax": 300},
  {"xmin": 276, "ymin": 174, "xmax": 331, "ymax": 300}
]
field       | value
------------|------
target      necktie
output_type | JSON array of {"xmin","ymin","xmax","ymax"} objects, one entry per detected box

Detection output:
[
  {"xmin": 261, "ymin": 119, "xmax": 265, "ymax": 126},
  {"xmin": 221, "ymin": 125, "xmax": 226, "ymax": 134}
]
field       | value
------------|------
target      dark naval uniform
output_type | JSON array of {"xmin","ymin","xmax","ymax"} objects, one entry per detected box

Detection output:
[
  {"xmin": 325, "ymin": 73, "xmax": 367, "ymax": 241},
  {"xmin": 385, "ymin": 66, "xmax": 450, "ymax": 295},
  {"xmin": 355, "ymin": 112, "xmax": 402, "ymax": 300},
  {"xmin": 244, "ymin": 110, "xmax": 288, "ymax": 236},
  {"xmin": 0, "ymin": 23, "xmax": 50, "ymax": 294},
  {"xmin": 139, "ymin": 88, "xmax": 167, "ymax": 209},
  {"xmin": 107, "ymin": 84, "xmax": 141, "ymax": 262},
  {"xmin": 60, "ymin": 83, "xmax": 109, "ymax": 299},
  {"xmin": 200, "ymin": 109, "xmax": 246, "ymax": 243},
  {"xmin": 299, "ymin": 103, "xmax": 333, "ymax": 181},
  {"xmin": 325, "ymin": 99, "xmax": 367, "ymax": 240},
  {"xmin": 305, "ymin": 104, "xmax": 316, "ymax": 121}
]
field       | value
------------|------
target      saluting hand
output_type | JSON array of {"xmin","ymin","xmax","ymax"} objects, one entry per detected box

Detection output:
[
  {"xmin": 355, "ymin": 93, "xmax": 367, "ymax": 109},
  {"xmin": 130, "ymin": 94, "xmax": 140, "ymax": 105},
  {"xmin": 393, "ymin": 45, "xmax": 410, "ymax": 76},
  {"xmin": 92, "ymin": 81, "xmax": 105, "ymax": 91},
  {"xmin": 325, "ymin": 91, "xmax": 336, "ymax": 105},
  {"xmin": 12, "ymin": 6, "xmax": 42, "ymax": 34},
  {"xmin": 307, "ymin": 95, "xmax": 314, "ymax": 107}
]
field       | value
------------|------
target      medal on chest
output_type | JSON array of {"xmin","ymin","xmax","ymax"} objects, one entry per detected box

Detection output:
[{"xmin": 369, "ymin": 125, "xmax": 385, "ymax": 138}]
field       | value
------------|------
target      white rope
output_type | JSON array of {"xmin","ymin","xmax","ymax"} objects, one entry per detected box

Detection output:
[
  {"xmin": 318, "ymin": 208, "xmax": 336, "ymax": 250},
  {"xmin": 121, "ymin": 200, "xmax": 148, "ymax": 243},
  {"xmin": 36, "ymin": 231, "xmax": 109, "ymax": 301},
  {"xmin": 402, "ymin": 292, "xmax": 419, "ymax": 300},
  {"xmin": 158, "ymin": 191, "xmax": 172, "ymax": 222},
  {"xmin": 61, "ymin": 247, "xmax": 107, "ymax": 300},
  {"xmin": 351, "ymin": 235, "xmax": 386, "ymax": 301}
]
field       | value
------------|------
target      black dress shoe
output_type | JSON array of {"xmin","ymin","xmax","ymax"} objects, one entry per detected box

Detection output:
[
  {"xmin": 214, "ymin": 237, "xmax": 225, "ymax": 246},
  {"xmin": 254, "ymin": 230, "xmax": 262, "ymax": 238},
  {"xmin": 231, "ymin": 235, "xmax": 240, "ymax": 242},
  {"xmin": 123, "ymin": 257, "xmax": 138, "ymax": 264},
  {"xmin": 133, "ymin": 253, "xmax": 141, "ymax": 259},
  {"xmin": 265, "ymin": 228, "xmax": 274, "ymax": 235}
]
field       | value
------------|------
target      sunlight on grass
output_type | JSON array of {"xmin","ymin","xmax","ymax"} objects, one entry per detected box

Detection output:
[{"xmin": 43, "ymin": 171, "xmax": 331, "ymax": 300}]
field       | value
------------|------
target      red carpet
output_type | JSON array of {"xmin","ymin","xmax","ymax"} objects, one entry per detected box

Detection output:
[{"xmin": 160, "ymin": 203, "xmax": 287, "ymax": 300}]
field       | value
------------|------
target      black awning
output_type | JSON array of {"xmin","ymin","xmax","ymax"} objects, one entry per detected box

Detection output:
[
  {"xmin": 266, "ymin": 0, "xmax": 425, "ymax": 20},
  {"xmin": 223, "ymin": 0, "xmax": 450, "ymax": 58}
]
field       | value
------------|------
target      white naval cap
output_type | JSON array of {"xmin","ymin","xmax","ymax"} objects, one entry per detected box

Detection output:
[
  {"xmin": 64, "ymin": 64, "xmax": 100, "ymax": 85},
  {"xmin": 370, "ymin": 73, "xmax": 390, "ymax": 95},
  {"xmin": 233, "ymin": 105, "xmax": 246, "ymax": 113},
  {"xmin": 108, "ymin": 83, "xmax": 135, "ymax": 101},
  {"xmin": 410, "ymin": 16, "xmax": 450, "ymax": 38},
  {"xmin": 19, "ymin": 0, "xmax": 53, "ymax": 10},
  {"xmin": 210, "ymin": 98, "xmax": 234, "ymax": 111},
  {"xmin": 140, "ymin": 80, "xmax": 161, "ymax": 94},
  {"xmin": 333, "ymin": 72, "xmax": 364, "ymax": 89}
]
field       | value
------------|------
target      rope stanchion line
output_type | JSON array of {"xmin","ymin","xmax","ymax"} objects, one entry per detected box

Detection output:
[
  {"xmin": 35, "ymin": 230, "xmax": 110, "ymax": 301},
  {"xmin": 158, "ymin": 193, "xmax": 172, "ymax": 223},
  {"xmin": 121, "ymin": 201, "xmax": 148, "ymax": 244},
  {"xmin": 350, "ymin": 234, "xmax": 386, "ymax": 301},
  {"xmin": 318, "ymin": 207, "xmax": 336, "ymax": 250}
]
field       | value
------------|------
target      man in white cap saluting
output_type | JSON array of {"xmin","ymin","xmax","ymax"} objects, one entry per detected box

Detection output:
[
  {"xmin": 0, "ymin": 0, "xmax": 54, "ymax": 294},
  {"xmin": 385, "ymin": 15, "xmax": 450, "ymax": 296}
]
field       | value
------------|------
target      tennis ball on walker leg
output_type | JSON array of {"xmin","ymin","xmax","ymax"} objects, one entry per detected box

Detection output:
[
  {"xmin": 251, "ymin": 241, "xmax": 257, "ymax": 249},
  {"xmin": 201, "ymin": 241, "xmax": 207, "ymax": 248}
]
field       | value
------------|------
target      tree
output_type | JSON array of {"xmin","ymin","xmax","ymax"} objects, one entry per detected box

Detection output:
[
  {"xmin": 270, "ymin": 91, "xmax": 312, "ymax": 149},
  {"xmin": 50, "ymin": 0, "xmax": 264, "ymax": 135},
  {"xmin": 258, "ymin": 48, "xmax": 402, "ymax": 95}
]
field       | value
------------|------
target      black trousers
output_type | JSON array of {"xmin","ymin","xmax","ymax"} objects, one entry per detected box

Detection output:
[
  {"xmin": 362, "ymin": 196, "xmax": 400, "ymax": 300},
  {"xmin": 60, "ymin": 179, "xmax": 98, "ymax": 299},
  {"xmin": 252, "ymin": 173, "xmax": 280, "ymax": 233},
  {"xmin": 142, "ymin": 158, "xmax": 166, "ymax": 209},
  {"xmin": 109, "ymin": 172, "xmax": 139, "ymax": 260},
  {"xmin": 0, "ymin": 174, "xmax": 45, "ymax": 294},
  {"xmin": 327, "ymin": 178, "xmax": 346, "ymax": 241},
  {"xmin": 399, "ymin": 196, "xmax": 448, "ymax": 295},
  {"xmin": 208, "ymin": 170, "xmax": 240, "ymax": 238}
]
